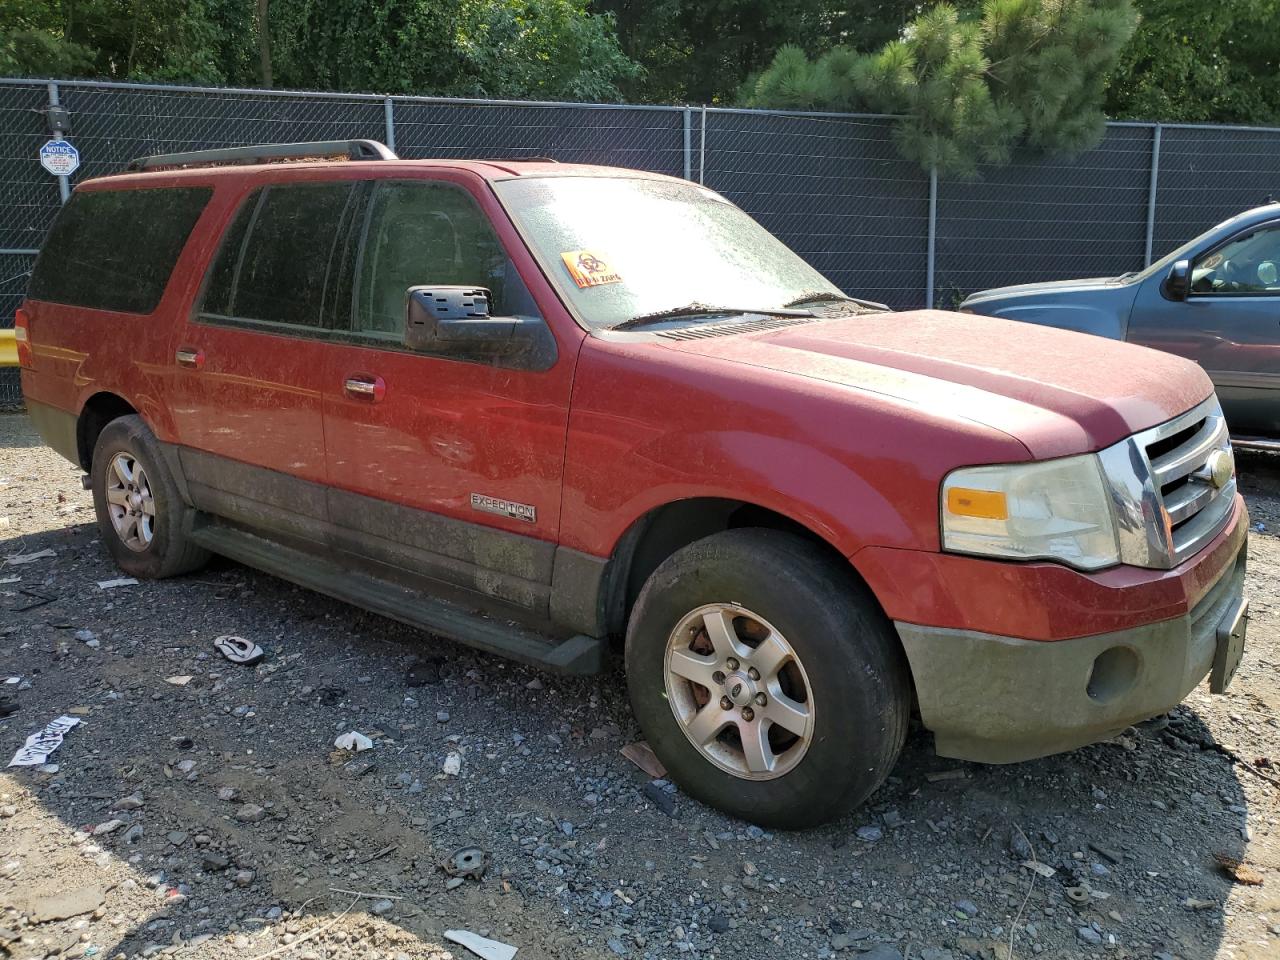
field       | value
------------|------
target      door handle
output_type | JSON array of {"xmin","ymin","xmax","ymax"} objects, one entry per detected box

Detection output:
[
  {"xmin": 175, "ymin": 347, "xmax": 204, "ymax": 369},
  {"xmin": 344, "ymin": 375, "xmax": 386, "ymax": 402}
]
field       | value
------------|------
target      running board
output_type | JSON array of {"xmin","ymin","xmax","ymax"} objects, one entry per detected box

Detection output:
[
  {"xmin": 1232, "ymin": 436, "xmax": 1280, "ymax": 454},
  {"xmin": 189, "ymin": 524, "xmax": 607, "ymax": 675}
]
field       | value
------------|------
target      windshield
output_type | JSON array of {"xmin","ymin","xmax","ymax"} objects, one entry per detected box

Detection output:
[
  {"xmin": 1137, "ymin": 207, "xmax": 1273, "ymax": 282},
  {"xmin": 493, "ymin": 176, "xmax": 843, "ymax": 330}
]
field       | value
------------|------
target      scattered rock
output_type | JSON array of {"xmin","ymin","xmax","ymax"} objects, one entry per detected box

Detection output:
[
  {"xmin": 235, "ymin": 803, "xmax": 268, "ymax": 823},
  {"xmin": 856, "ymin": 825, "xmax": 883, "ymax": 843},
  {"xmin": 1216, "ymin": 853, "xmax": 1264, "ymax": 886},
  {"xmin": 642, "ymin": 781, "xmax": 676, "ymax": 817},
  {"xmin": 1008, "ymin": 829, "xmax": 1032, "ymax": 859},
  {"xmin": 12, "ymin": 885, "xmax": 105, "ymax": 922}
]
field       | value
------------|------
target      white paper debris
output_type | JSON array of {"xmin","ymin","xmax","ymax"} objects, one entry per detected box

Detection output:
[
  {"xmin": 442, "ymin": 751, "xmax": 462, "ymax": 776},
  {"xmin": 0, "ymin": 575, "xmax": 20, "ymax": 584},
  {"xmin": 444, "ymin": 930, "xmax": 518, "ymax": 960},
  {"xmin": 166, "ymin": 676, "xmax": 194, "ymax": 687},
  {"xmin": 3, "ymin": 677, "xmax": 19, "ymax": 685},
  {"xmin": 96, "ymin": 577, "xmax": 138, "ymax": 589},
  {"xmin": 9, "ymin": 716, "xmax": 81, "ymax": 767},
  {"xmin": 4, "ymin": 548, "xmax": 55, "ymax": 566},
  {"xmin": 1022, "ymin": 860, "xmax": 1057, "ymax": 878},
  {"xmin": 334, "ymin": 731, "xmax": 373, "ymax": 752}
]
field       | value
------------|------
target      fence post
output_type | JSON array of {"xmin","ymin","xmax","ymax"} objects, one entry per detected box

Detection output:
[
  {"xmin": 1144, "ymin": 124, "xmax": 1162, "ymax": 266},
  {"xmin": 383, "ymin": 97, "xmax": 397, "ymax": 153},
  {"xmin": 925, "ymin": 167, "xmax": 938, "ymax": 309},
  {"xmin": 47, "ymin": 81, "xmax": 71, "ymax": 204},
  {"xmin": 699, "ymin": 105, "xmax": 707, "ymax": 185},
  {"xmin": 682, "ymin": 107, "xmax": 692, "ymax": 181}
]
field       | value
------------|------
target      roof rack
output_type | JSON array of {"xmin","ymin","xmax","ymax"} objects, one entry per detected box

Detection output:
[{"xmin": 127, "ymin": 139, "xmax": 397, "ymax": 172}]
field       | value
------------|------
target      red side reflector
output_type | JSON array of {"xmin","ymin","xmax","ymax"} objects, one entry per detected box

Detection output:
[{"xmin": 14, "ymin": 306, "xmax": 33, "ymax": 368}]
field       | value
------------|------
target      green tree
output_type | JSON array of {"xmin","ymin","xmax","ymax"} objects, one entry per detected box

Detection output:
[
  {"xmin": 0, "ymin": 1, "xmax": 248, "ymax": 83},
  {"xmin": 0, "ymin": 0, "xmax": 638, "ymax": 101},
  {"xmin": 743, "ymin": 0, "xmax": 1139, "ymax": 177},
  {"xmin": 594, "ymin": 0, "xmax": 919, "ymax": 103},
  {"xmin": 1105, "ymin": 0, "xmax": 1280, "ymax": 125}
]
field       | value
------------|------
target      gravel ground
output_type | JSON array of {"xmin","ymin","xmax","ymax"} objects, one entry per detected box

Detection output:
[{"xmin": 2, "ymin": 409, "xmax": 1280, "ymax": 960}]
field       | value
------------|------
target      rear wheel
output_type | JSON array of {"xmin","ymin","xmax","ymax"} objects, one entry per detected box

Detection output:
[
  {"xmin": 625, "ymin": 528, "xmax": 910, "ymax": 828},
  {"xmin": 90, "ymin": 415, "xmax": 209, "ymax": 579}
]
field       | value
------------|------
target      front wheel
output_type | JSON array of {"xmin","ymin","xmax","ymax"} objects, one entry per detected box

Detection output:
[{"xmin": 625, "ymin": 528, "xmax": 910, "ymax": 828}]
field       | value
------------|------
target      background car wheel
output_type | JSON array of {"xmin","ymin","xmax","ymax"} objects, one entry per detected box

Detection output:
[
  {"xmin": 625, "ymin": 528, "xmax": 911, "ymax": 828},
  {"xmin": 90, "ymin": 415, "xmax": 210, "ymax": 579}
]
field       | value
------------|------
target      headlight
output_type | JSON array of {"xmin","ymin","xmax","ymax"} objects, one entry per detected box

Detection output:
[{"xmin": 941, "ymin": 454, "xmax": 1120, "ymax": 570}]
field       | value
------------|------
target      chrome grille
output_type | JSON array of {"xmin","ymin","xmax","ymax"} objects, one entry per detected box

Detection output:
[
  {"xmin": 1140, "ymin": 399, "xmax": 1236, "ymax": 563},
  {"xmin": 1096, "ymin": 395, "xmax": 1236, "ymax": 570}
]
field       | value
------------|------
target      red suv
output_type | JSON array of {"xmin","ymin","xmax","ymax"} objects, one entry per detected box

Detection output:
[{"xmin": 17, "ymin": 140, "xmax": 1249, "ymax": 827}]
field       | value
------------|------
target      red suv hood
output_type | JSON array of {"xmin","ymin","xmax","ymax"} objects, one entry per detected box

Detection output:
[{"xmin": 665, "ymin": 310, "xmax": 1214, "ymax": 459}]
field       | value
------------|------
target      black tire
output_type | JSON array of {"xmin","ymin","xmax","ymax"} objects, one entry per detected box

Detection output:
[
  {"xmin": 625, "ymin": 528, "xmax": 910, "ymax": 828},
  {"xmin": 90, "ymin": 415, "xmax": 210, "ymax": 579}
]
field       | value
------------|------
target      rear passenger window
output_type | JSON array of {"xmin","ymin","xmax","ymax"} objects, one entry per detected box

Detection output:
[
  {"xmin": 200, "ymin": 182, "xmax": 356, "ymax": 329},
  {"xmin": 28, "ymin": 187, "xmax": 211, "ymax": 313}
]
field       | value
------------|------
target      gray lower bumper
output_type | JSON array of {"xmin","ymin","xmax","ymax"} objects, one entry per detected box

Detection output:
[{"xmin": 896, "ymin": 544, "xmax": 1248, "ymax": 764}]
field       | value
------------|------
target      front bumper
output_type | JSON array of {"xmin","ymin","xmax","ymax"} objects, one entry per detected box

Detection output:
[{"xmin": 896, "ymin": 521, "xmax": 1249, "ymax": 764}]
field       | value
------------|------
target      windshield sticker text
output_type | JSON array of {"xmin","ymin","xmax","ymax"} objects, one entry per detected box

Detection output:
[{"xmin": 561, "ymin": 250, "xmax": 622, "ymax": 288}]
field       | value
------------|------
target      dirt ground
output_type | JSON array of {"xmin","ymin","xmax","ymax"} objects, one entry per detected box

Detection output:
[{"xmin": 2, "ymin": 410, "xmax": 1279, "ymax": 960}]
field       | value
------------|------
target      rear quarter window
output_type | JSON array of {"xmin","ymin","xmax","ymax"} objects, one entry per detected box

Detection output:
[{"xmin": 28, "ymin": 186, "xmax": 212, "ymax": 314}]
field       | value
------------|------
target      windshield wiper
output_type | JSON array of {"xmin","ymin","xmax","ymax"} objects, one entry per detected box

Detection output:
[
  {"xmin": 612, "ymin": 303, "xmax": 812, "ymax": 331},
  {"xmin": 784, "ymin": 290, "xmax": 889, "ymax": 311}
]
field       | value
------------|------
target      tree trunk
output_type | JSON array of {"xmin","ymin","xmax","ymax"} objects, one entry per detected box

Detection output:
[
  {"xmin": 126, "ymin": 0, "xmax": 142, "ymax": 78},
  {"xmin": 257, "ymin": 0, "xmax": 273, "ymax": 88}
]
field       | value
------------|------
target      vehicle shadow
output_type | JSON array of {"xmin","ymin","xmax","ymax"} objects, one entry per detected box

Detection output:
[{"xmin": 0, "ymin": 517, "xmax": 1251, "ymax": 960}]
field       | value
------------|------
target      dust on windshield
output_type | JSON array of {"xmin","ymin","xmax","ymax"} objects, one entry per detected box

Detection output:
[{"xmin": 493, "ymin": 176, "xmax": 844, "ymax": 330}]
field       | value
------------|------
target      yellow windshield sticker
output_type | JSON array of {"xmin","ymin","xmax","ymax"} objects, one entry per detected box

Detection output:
[{"xmin": 561, "ymin": 250, "xmax": 621, "ymax": 288}]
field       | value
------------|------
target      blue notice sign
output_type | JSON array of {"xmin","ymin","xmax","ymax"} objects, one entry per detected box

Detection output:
[{"xmin": 40, "ymin": 139, "xmax": 80, "ymax": 176}]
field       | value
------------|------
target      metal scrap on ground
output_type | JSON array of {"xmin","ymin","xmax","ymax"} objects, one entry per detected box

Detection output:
[{"xmin": 444, "ymin": 930, "xmax": 518, "ymax": 960}]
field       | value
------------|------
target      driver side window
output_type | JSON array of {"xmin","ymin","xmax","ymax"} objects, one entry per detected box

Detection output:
[
  {"xmin": 352, "ymin": 180, "xmax": 539, "ymax": 336},
  {"xmin": 1191, "ymin": 224, "xmax": 1280, "ymax": 295}
]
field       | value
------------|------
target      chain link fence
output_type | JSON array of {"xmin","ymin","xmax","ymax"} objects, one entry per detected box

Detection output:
[{"xmin": 4, "ymin": 77, "xmax": 1280, "ymax": 407}]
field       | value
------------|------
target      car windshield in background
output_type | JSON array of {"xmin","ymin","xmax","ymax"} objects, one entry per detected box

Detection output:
[{"xmin": 493, "ymin": 176, "xmax": 844, "ymax": 330}]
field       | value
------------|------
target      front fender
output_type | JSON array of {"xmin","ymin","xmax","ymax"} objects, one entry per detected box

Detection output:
[
  {"xmin": 563, "ymin": 427, "xmax": 917, "ymax": 558},
  {"xmin": 560, "ymin": 338, "xmax": 1028, "ymax": 561}
]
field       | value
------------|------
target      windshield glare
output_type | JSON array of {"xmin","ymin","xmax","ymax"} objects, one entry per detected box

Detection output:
[{"xmin": 493, "ymin": 176, "xmax": 842, "ymax": 330}]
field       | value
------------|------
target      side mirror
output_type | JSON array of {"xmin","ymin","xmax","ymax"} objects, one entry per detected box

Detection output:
[
  {"xmin": 404, "ymin": 285, "xmax": 556, "ymax": 370},
  {"xmin": 1164, "ymin": 259, "xmax": 1191, "ymax": 301}
]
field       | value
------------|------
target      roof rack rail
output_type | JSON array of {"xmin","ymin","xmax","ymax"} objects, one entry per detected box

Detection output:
[
  {"xmin": 477, "ymin": 156, "xmax": 559, "ymax": 163},
  {"xmin": 127, "ymin": 139, "xmax": 397, "ymax": 172}
]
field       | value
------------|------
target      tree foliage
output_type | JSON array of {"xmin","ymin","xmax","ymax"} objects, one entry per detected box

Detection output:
[
  {"xmin": 0, "ymin": 0, "xmax": 638, "ymax": 101},
  {"xmin": 1104, "ymin": 0, "xmax": 1280, "ymax": 125},
  {"xmin": 591, "ymin": 1, "xmax": 919, "ymax": 104},
  {"xmin": 743, "ymin": 0, "xmax": 1139, "ymax": 177}
]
